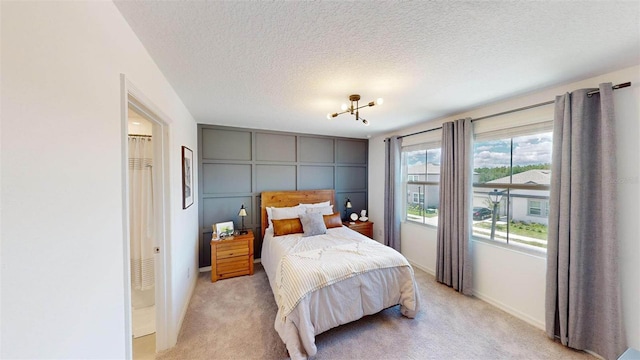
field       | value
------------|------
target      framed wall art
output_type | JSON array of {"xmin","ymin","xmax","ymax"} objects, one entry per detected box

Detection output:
[{"xmin": 182, "ymin": 146, "xmax": 194, "ymax": 209}]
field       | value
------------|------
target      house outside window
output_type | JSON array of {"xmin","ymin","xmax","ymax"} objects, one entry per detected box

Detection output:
[
  {"xmin": 402, "ymin": 142, "xmax": 441, "ymax": 226},
  {"xmin": 472, "ymin": 126, "xmax": 553, "ymax": 250}
]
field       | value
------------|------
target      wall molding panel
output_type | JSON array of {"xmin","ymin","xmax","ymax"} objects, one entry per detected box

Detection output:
[{"xmin": 198, "ymin": 125, "xmax": 368, "ymax": 267}]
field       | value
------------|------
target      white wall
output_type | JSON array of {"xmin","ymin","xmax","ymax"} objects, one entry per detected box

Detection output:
[
  {"xmin": 369, "ymin": 65, "xmax": 640, "ymax": 349},
  {"xmin": 1, "ymin": 2, "xmax": 198, "ymax": 358}
]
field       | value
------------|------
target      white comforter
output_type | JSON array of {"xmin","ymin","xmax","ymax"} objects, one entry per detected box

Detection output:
[{"xmin": 262, "ymin": 226, "xmax": 420, "ymax": 359}]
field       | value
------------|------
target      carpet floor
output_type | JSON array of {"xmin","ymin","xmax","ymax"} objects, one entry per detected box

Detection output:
[{"xmin": 157, "ymin": 264, "xmax": 592, "ymax": 360}]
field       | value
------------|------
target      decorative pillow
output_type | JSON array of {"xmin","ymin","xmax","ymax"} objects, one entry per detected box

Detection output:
[
  {"xmin": 268, "ymin": 205, "xmax": 304, "ymax": 228},
  {"xmin": 272, "ymin": 218, "xmax": 303, "ymax": 236},
  {"xmin": 305, "ymin": 205, "xmax": 333, "ymax": 216},
  {"xmin": 299, "ymin": 212, "xmax": 327, "ymax": 237},
  {"xmin": 299, "ymin": 201, "xmax": 331, "ymax": 208},
  {"xmin": 323, "ymin": 212, "xmax": 343, "ymax": 229}
]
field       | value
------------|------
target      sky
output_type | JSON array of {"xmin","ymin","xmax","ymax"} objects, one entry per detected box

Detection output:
[
  {"xmin": 474, "ymin": 132, "xmax": 553, "ymax": 169},
  {"xmin": 405, "ymin": 131, "xmax": 553, "ymax": 169}
]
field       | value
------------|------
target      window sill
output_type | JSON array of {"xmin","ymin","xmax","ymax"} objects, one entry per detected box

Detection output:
[
  {"xmin": 471, "ymin": 235, "xmax": 547, "ymax": 259},
  {"xmin": 402, "ymin": 219, "xmax": 438, "ymax": 230}
]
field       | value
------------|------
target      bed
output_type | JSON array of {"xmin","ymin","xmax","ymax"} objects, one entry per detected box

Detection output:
[{"xmin": 260, "ymin": 189, "xmax": 419, "ymax": 359}]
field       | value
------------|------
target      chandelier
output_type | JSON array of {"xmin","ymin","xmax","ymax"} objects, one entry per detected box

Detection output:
[{"xmin": 326, "ymin": 94, "xmax": 383, "ymax": 126}]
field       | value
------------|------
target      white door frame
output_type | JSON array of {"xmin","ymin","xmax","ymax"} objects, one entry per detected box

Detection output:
[{"xmin": 120, "ymin": 74, "xmax": 172, "ymax": 358}]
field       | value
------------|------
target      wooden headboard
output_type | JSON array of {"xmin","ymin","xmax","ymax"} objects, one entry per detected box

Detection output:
[{"xmin": 260, "ymin": 189, "xmax": 336, "ymax": 238}]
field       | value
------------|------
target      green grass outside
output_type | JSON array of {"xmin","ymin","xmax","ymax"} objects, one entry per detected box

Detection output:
[
  {"xmin": 407, "ymin": 207, "xmax": 438, "ymax": 218},
  {"xmin": 407, "ymin": 205, "xmax": 438, "ymax": 218},
  {"xmin": 474, "ymin": 220, "xmax": 548, "ymax": 240}
]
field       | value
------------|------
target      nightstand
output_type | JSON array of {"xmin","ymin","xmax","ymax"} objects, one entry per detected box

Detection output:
[
  {"xmin": 343, "ymin": 220, "xmax": 374, "ymax": 239},
  {"xmin": 210, "ymin": 230, "xmax": 254, "ymax": 282}
]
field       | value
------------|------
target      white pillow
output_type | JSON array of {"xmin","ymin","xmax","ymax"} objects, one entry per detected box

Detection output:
[
  {"xmin": 266, "ymin": 207, "xmax": 275, "ymax": 228},
  {"xmin": 299, "ymin": 201, "xmax": 331, "ymax": 208},
  {"xmin": 305, "ymin": 205, "xmax": 333, "ymax": 216},
  {"xmin": 268, "ymin": 205, "xmax": 305, "ymax": 229}
]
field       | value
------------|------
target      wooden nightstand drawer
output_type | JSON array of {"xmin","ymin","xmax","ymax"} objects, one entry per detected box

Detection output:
[
  {"xmin": 211, "ymin": 230, "xmax": 254, "ymax": 282},
  {"xmin": 216, "ymin": 242, "xmax": 249, "ymax": 259},
  {"xmin": 343, "ymin": 221, "xmax": 374, "ymax": 239},
  {"xmin": 217, "ymin": 256, "xmax": 250, "ymax": 272}
]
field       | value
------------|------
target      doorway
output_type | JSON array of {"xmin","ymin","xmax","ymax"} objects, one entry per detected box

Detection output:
[{"xmin": 122, "ymin": 75, "xmax": 171, "ymax": 359}]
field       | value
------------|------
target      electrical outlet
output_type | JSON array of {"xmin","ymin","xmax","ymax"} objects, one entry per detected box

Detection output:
[{"xmin": 187, "ymin": 267, "xmax": 190, "ymax": 279}]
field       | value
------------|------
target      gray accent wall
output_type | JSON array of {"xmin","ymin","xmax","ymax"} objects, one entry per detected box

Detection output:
[{"xmin": 198, "ymin": 125, "xmax": 369, "ymax": 268}]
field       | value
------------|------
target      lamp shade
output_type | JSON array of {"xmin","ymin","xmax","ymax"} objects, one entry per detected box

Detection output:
[
  {"xmin": 238, "ymin": 204, "xmax": 247, "ymax": 217},
  {"xmin": 488, "ymin": 189, "xmax": 503, "ymax": 204},
  {"xmin": 346, "ymin": 199, "xmax": 352, "ymax": 209}
]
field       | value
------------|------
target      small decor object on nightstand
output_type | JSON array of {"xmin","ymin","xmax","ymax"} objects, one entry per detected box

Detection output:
[
  {"xmin": 215, "ymin": 221, "xmax": 234, "ymax": 239},
  {"xmin": 359, "ymin": 209, "xmax": 368, "ymax": 222},
  {"xmin": 238, "ymin": 204, "xmax": 248, "ymax": 235},
  {"xmin": 350, "ymin": 212, "xmax": 358, "ymax": 223}
]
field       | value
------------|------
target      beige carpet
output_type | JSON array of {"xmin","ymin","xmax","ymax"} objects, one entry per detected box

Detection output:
[{"xmin": 157, "ymin": 264, "xmax": 592, "ymax": 360}]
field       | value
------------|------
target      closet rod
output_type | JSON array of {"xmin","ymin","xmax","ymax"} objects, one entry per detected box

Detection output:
[
  {"xmin": 128, "ymin": 134, "xmax": 152, "ymax": 137},
  {"xmin": 390, "ymin": 81, "xmax": 631, "ymax": 141}
]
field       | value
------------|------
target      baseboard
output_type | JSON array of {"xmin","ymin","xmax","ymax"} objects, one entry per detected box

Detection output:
[
  {"xmin": 406, "ymin": 259, "xmax": 544, "ymax": 331},
  {"xmin": 472, "ymin": 290, "xmax": 545, "ymax": 331},
  {"xmin": 407, "ymin": 259, "xmax": 435, "ymax": 276},
  {"xmin": 585, "ymin": 350, "xmax": 605, "ymax": 359},
  {"xmin": 172, "ymin": 270, "xmax": 198, "ymax": 347}
]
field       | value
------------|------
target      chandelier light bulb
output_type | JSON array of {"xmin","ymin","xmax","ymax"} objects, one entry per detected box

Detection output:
[
  {"xmin": 327, "ymin": 94, "xmax": 381, "ymax": 126},
  {"xmin": 376, "ymin": 98, "xmax": 384, "ymax": 105}
]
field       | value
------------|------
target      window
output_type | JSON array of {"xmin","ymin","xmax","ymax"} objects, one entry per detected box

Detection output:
[
  {"xmin": 402, "ymin": 143, "xmax": 441, "ymax": 226},
  {"xmin": 472, "ymin": 129, "xmax": 552, "ymax": 250},
  {"xmin": 527, "ymin": 199, "xmax": 549, "ymax": 217},
  {"xmin": 409, "ymin": 192, "xmax": 426, "ymax": 204}
]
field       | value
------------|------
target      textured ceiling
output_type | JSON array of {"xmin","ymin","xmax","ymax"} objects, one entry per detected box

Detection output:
[{"xmin": 114, "ymin": 1, "xmax": 640, "ymax": 139}]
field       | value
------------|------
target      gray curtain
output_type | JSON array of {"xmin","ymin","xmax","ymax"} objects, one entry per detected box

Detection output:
[
  {"xmin": 436, "ymin": 118, "xmax": 473, "ymax": 294},
  {"xmin": 384, "ymin": 136, "xmax": 402, "ymax": 251},
  {"xmin": 545, "ymin": 83, "xmax": 625, "ymax": 360}
]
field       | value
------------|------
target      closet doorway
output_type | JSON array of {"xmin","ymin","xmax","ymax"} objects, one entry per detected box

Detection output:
[{"xmin": 122, "ymin": 76, "xmax": 171, "ymax": 359}]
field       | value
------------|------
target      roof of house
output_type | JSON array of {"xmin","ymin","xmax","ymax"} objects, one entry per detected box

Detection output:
[{"xmin": 487, "ymin": 169, "xmax": 551, "ymax": 185}]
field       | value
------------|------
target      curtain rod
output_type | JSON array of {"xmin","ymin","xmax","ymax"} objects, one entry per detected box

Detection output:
[
  {"xmin": 128, "ymin": 134, "xmax": 152, "ymax": 137},
  {"xmin": 390, "ymin": 81, "xmax": 631, "ymax": 141}
]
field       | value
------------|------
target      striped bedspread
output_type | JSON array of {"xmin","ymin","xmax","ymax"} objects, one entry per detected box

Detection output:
[{"xmin": 275, "ymin": 240, "xmax": 411, "ymax": 319}]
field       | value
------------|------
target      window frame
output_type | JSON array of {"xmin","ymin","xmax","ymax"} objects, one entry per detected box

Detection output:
[
  {"xmin": 471, "ymin": 124, "xmax": 553, "ymax": 253},
  {"xmin": 402, "ymin": 141, "xmax": 441, "ymax": 227}
]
